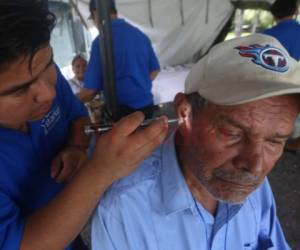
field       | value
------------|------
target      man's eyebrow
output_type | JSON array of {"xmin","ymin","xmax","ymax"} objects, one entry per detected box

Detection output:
[
  {"xmin": 0, "ymin": 53, "xmax": 54, "ymax": 96},
  {"xmin": 217, "ymin": 115, "xmax": 246, "ymax": 130},
  {"xmin": 268, "ymin": 133, "xmax": 293, "ymax": 140}
]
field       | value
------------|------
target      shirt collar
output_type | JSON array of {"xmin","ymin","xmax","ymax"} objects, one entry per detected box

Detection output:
[
  {"xmin": 158, "ymin": 132, "xmax": 196, "ymax": 215},
  {"xmin": 112, "ymin": 18, "xmax": 125, "ymax": 25},
  {"xmin": 278, "ymin": 18, "xmax": 298, "ymax": 26}
]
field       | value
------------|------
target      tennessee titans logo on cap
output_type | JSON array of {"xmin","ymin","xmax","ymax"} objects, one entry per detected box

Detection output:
[{"xmin": 235, "ymin": 44, "xmax": 289, "ymax": 72}]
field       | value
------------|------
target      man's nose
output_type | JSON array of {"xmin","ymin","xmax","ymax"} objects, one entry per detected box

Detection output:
[
  {"xmin": 32, "ymin": 79, "xmax": 55, "ymax": 103},
  {"xmin": 233, "ymin": 141, "xmax": 264, "ymax": 176}
]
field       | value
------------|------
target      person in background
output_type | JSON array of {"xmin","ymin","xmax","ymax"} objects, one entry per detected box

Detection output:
[
  {"xmin": 0, "ymin": 1, "xmax": 168, "ymax": 249},
  {"xmin": 264, "ymin": 0, "xmax": 300, "ymax": 151},
  {"xmin": 91, "ymin": 34, "xmax": 297, "ymax": 250},
  {"xmin": 78, "ymin": 0, "xmax": 160, "ymax": 119},
  {"xmin": 263, "ymin": 0, "xmax": 300, "ymax": 60},
  {"xmin": 69, "ymin": 55, "xmax": 87, "ymax": 95}
]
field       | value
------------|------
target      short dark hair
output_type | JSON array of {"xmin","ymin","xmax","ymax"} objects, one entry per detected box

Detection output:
[
  {"xmin": 72, "ymin": 54, "xmax": 87, "ymax": 66},
  {"xmin": 0, "ymin": 0, "xmax": 56, "ymax": 71},
  {"xmin": 89, "ymin": 0, "xmax": 117, "ymax": 16},
  {"xmin": 270, "ymin": 0, "xmax": 298, "ymax": 19},
  {"xmin": 185, "ymin": 93, "xmax": 208, "ymax": 118}
]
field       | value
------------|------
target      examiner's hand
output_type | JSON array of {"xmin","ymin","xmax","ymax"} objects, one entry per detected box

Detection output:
[
  {"xmin": 90, "ymin": 112, "xmax": 168, "ymax": 182},
  {"xmin": 51, "ymin": 146, "xmax": 87, "ymax": 183}
]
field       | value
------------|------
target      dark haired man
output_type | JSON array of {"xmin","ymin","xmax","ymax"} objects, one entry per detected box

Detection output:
[
  {"xmin": 264, "ymin": 0, "xmax": 300, "ymax": 151},
  {"xmin": 0, "ymin": 1, "xmax": 168, "ymax": 249},
  {"xmin": 264, "ymin": 0, "xmax": 300, "ymax": 60},
  {"xmin": 78, "ymin": 0, "xmax": 160, "ymax": 118},
  {"xmin": 92, "ymin": 34, "xmax": 297, "ymax": 250}
]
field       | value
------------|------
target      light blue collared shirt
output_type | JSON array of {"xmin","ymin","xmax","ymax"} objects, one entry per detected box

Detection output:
[{"xmin": 92, "ymin": 134, "xmax": 290, "ymax": 250}]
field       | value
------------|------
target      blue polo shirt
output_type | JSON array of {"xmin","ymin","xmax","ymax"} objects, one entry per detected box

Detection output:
[
  {"xmin": 92, "ymin": 133, "xmax": 290, "ymax": 250},
  {"xmin": 84, "ymin": 18, "xmax": 160, "ymax": 109},
  {"xmin": 263, "ymin": 19, "xmax": 300, "ymax": 60},
  {"xmin": 0, "ymin": 66, "xmax": 88, "ymax": 250}
]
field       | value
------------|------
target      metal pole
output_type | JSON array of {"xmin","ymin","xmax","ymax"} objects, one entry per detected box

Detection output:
[
  {"xmin": 179, "ymin": 0, "xmax": 184, "ymax": 26},
  {"xmin": 95, "ymin": 0, "xmax": 119, "ymax": 121},
  {"xmin": 148, "ymin": 0, "xmax": 154, "ymax": 27},
  {"xmin": 69, "ymin": 0, "xmax": 89, "ymax": 30},
  {"xmin": 205, "ymin": 0, "xmax": 210, "ymax": 24}
]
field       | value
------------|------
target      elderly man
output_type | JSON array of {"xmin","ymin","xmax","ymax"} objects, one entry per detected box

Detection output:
[{"xmin": 91, "ymin": 34, "xmax": 299, "ymax": 250}]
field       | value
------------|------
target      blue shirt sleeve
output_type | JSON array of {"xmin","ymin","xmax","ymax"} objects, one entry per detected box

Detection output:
[
  {"xmin": 55, "ymin": 66, "xmax": 88, "ymax": 122},
  {"xmin": 147, "ymin": 39, "xmax": 160, "ymax": 73},
  {"xmin": 84, "ymin": 37, "xmax": 103, "ymax": 92},
  {"xmin": 0, "ymin": 192, "xmax": 25, "ymax": 250}
]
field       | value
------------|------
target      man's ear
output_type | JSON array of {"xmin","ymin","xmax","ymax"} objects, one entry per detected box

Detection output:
[{"xmin": 174, "ymin": 93, "xmax": 193, "ymax": 133}]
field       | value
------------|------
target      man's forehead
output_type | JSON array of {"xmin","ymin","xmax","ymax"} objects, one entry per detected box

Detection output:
[
  {"xmin": 212, "ymin": 94, "xmax": 299, "ymax": 109},
  {"xmin": 209, "ymin": 95, "xmax": 299, "ymax": 127},
  {"xmin": 28, "ymin": 46, "xmax": 53, "ymax": 72},
  {"xmin": 0, "ymin": 46, "xmax": 52, "ymax": 88}
]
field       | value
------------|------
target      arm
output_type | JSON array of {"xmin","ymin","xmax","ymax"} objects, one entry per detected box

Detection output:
[
  {"xmin": 50, "ymin": 116, "xmax": 91, "ymax": 183},
  {"xmin": 51, "ymin": 69, "xmax": 92, "ymax": 183},
  {"xmin": 150, "ymin": 69, "xmax": 160, "ymax": 81},
  {"xmin": 147, "ymin": 37, "xmax": 160, "ymax": 81},
  {"xmin": 82, "ymin": 36, "xmax": 103, "ymax": 103},
  {"xmin": 77, "ymin": 88, "xmax": 98, "ymax": 103},
  {"xmin": 20, "ymin": 112, "xmax": 168, "ymax": 250}
]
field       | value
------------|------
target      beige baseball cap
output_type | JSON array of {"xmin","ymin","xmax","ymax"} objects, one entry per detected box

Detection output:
[{"xmin": 185, "ymin": 34, "xmax": 300, "ymax": 105}]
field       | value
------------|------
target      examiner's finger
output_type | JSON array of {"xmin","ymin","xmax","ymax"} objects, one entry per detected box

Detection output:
[
  {"xmin": 51, "ymin": 157, "xmax": 63, "ymax": 179},
  {"xmin": 112, "ymin": 112, "xmax": 145, "ymax": 137},
  {"xmin": 55, "ymin": 159, "xmax": 75, "ymax": 183},
  {"xmin": 118, "ymin": 116, "xmax": 168, "ymax": 168},
  {"xmin": 128, "ymin": 116, "xmax": 169, "ymax": 149}
]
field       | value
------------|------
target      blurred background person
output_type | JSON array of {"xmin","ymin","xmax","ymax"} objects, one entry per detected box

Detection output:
[
  {"xmin": 78, "ymin": 0, "xmax": 160, "ymax": 119},
  {"xmin": 264, "ymin": 0, "xmax": 300, "ymax": 151},
  {"xmin": 69, "ymin": 54, "xmax": 87, "ymax": 95},
  {"xmin": 263, "ymin": 0, "xmax": 300, "ymax": 60}
]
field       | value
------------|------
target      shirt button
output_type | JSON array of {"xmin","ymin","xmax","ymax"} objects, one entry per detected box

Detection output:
[{"xmin": 153, "ymin": 160, "xmax": 159, "ymax": 167}]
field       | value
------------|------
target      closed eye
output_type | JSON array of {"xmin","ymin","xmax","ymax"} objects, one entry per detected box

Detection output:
[
  {"xmin": 12, "ymin": 85, "xmax": 31, "ymax": 96},
  {"xmin": 218, "ymin": 126, "xmax": 243, "ymax": 144}
]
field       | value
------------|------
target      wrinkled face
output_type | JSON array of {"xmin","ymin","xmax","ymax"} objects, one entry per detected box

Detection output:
[
  {"xmin": 72, "ymin": 57, "xmax": 87, "ymax": 81},
  {"xmin": 0, "ymin": 46, "xmax": 56, "ymax": 129},
  {"xmin": 177, "ymin": 95, "xmax": 299, "ymax": 203}
]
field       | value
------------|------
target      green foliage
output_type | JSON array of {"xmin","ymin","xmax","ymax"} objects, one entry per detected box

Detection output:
[{"xmin": 243, "ymin": 9, "xmax": 274, "ymax": 30}]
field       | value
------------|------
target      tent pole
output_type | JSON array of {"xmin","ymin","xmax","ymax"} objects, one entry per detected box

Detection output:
[
  {"xmin": 69, "ymin": 0, "xmax": 89, "ymax": 30},
  {"xmin": 179, "ymin": 0, "xmax": 184, "ymax": 25},
  {"xmin": 95, "ymin": 0, "xmax": 119, "ymax": 121},
  {"xmin": 205, "ymin": 0, "xmax": 210, "ymax": 24},
  {"xmin": 148, "ymin": 0, "xmax": 154, "ymax": 27}
]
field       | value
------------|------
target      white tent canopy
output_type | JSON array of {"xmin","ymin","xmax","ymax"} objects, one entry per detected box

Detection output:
[
  {"xmin": 70, "ymin": 0, "xmax": 274, "ymax": 67},
  {"xmin": 116, "ymin": 0, "xmax": 234, "ymax": 67}
]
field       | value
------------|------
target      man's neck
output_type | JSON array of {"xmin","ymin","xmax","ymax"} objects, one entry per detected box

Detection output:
[
  {"xmin": 276, "ymin": 16, "xmax": 295, "ymax": 23},
  {"xmin": 175, "ymin": 135, "xmax": 218, "ymax": 214},
  {"xmin": 183, "ymin": 166, "xmax": 218, "ymax": 215},
  {"xmin": 76, "ymin": 76, "xmax": 84, "ymax": 82},
  {"xmin": 0, "ymin": 122, "xmax": 28, "ymax": 133},
  {"xmin": 110, "ymin": 14, "xmax": 118, "ymax": 20}
]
